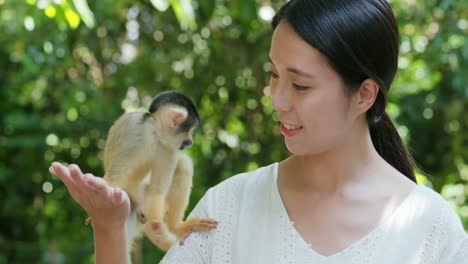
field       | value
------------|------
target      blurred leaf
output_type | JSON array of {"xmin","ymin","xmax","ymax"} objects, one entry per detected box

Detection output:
[
  {"xmin": 197, "ymin": 0, "xmax": 215, "ymax": 25},
  {"xmin": 171, "ymin": 0, "xmax": 197, "ymax": 31},
  {"xmin": 230, "ymin": 0, "xmax": 258, "ymax": 26},
  {"xmin": 64, "ymin": 8, "xmax": 81, "ymax": 29},
  {"xmin": 150, "ymin": 0, "xmax": 170, "ymax": 12},
  {"xmin": 72, "ymin": 0, "xmax": 96, "ymax": 28}
]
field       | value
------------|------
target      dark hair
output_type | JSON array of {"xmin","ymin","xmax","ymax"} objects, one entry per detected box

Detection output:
[
  {"xmin": 146, "ymin": 91, "xmax": 200, "ymax": 132},
  {"xmin": 273, "ymin": 0, "xmax": 416, "ymax": 182}
]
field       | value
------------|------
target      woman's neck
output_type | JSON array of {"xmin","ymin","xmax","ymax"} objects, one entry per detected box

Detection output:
[{"xmin": 279, "ymin": 126, "xmax": 387, "ymax": 194}]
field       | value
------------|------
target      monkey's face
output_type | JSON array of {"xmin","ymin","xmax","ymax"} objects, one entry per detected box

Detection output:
[
  {"xmin": 178, "ymin": 129, "xmax": 194, "ymax": 150},
  {"xmin": 179, "ymin": 135, "xmax": 193, "ymax": 150},
  {"xmin": 153, "ymin": 105, "xmax": 197, "ymax": 151}
]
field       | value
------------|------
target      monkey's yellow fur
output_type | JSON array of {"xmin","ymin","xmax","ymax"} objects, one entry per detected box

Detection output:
[{"xmin": 102, "ymin": 102, "xmax": 216, "ymax": 253}]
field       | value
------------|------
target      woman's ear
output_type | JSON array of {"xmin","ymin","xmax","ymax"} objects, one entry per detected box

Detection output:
[{"xmin": 352, "ymin": 78, "xmax": 380, "ymax": 116}]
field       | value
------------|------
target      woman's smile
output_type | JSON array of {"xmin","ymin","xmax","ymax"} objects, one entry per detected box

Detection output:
[{"xmin": 280, "ymin": 122, "xmax": 304, "ymax": 136}]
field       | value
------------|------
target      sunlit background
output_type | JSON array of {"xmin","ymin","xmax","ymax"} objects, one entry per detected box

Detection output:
[{"xmin": 0, "ymin": 0, "xmax": 467, "ymax": 263}]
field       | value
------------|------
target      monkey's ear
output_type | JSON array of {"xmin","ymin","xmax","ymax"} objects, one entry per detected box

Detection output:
[{"xmin": 166, "ymin": 107, "xmax": 187, "ymax": 128}]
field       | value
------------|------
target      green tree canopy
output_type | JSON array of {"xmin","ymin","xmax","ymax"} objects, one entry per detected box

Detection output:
[{"xmin": 0, "ymin": 0, "xmax": 467, "ymax": 263}]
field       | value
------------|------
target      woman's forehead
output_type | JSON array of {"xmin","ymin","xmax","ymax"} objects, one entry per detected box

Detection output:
[{"xmin": 270, "ymin": 21, "xmax": 329, "ymax": 72}]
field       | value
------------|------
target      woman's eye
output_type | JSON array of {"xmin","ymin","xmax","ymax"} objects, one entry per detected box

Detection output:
[
  {"xmin": 268, "ymin": 71, "xmax": 279, "ymax": 79},
  {"xmin": 293, "ymin": 83, "xmax": 310, "ymax": 91},
  {"xmin": 267, "ymin": 70, "xmax": 309, "ymax": 90}
]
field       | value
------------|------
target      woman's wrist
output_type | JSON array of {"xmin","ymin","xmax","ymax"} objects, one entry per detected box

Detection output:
[
  {"xmin": 92, "ymin": 221, "xmax": 126, "ymax": 237},
  {"xmin": 93, "ymin": 222, "xmax": 130, "ymax": 264},
  {"xmin": 91, "ymin": 218, "xmax": 126, "ymax": 233}
]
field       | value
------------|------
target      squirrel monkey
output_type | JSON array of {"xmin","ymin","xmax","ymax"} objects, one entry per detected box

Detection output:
[{"xmin": 101, "ymin": 91, "xmax": 217, "ymax": 252}]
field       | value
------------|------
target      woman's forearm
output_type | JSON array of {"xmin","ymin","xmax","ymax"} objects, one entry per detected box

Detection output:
[{"xmin": 93, "ymin": 224, "xmax": 130, "ymax": 264}]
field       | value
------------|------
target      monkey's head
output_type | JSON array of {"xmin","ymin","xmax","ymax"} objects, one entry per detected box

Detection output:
[{"xmin": 146, "ymin": 91, "xmax": 200, "ymax": 151}]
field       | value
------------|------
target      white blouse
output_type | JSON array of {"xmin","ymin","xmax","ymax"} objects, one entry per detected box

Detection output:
[{"xmin": 160, "ymin": 163, "xmax": 468, "ymax": 263}]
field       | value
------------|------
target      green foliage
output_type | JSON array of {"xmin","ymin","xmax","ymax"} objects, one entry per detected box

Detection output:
[{"xmin": 0, "ymin": 0, "xmax": 466, "ymax": 262}]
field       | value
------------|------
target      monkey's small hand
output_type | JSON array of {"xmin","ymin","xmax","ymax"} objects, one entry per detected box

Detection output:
[
  {"xmin": 173, "ymin": 217, "xmax": 218, "ymax": 245},
  {"xmin": 49, "ymin": 162, "xmax": 131, "ymax": 231}
]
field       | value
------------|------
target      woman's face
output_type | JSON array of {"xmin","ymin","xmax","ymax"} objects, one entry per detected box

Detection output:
[{"xmin": 268, "ymin": 21, "xmax": 358, "ymax": 156}]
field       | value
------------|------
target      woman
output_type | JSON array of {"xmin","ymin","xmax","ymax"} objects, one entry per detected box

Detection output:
[{"xmin": 50, "ymin": 0, "xmax": 468, "ymax": 263}]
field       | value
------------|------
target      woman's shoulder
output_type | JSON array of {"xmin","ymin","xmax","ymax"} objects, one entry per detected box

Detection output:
[
  {"xmin": 199, "ymin": 162, "xmax": 278, "ymax": 214},
  {"xmin": 407, "ymin": 184, "xmax": 466, "ymax": 236},
  {"xmin": 414, "ymin": 185, "xmax": 460, "ymax": 215},
  {"xmin": 412, "ymin": 184, "xmax": 468, "ymax": 260},
  {"xmin": 207, "ymin": 162, "xmax": 278, "ymax": 195},
  {"xmin": 408, "ymin": 185, "xmax": 456, "ymax": 219}
]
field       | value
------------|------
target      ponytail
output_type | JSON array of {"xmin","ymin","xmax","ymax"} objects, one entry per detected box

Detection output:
[{"xmin": 369, "ymin": 112, "xmax": 416, "ymax": 183}]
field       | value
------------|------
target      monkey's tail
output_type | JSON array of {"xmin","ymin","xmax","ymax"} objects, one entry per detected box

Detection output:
[{"xmin": 126, "ymin": 209, "xmax": 143, "ymax": 253}]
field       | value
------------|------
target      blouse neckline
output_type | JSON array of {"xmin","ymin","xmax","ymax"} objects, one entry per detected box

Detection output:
[{"xmin": 271, "ymin": 162, "xmax": 421, "ymax": 259}]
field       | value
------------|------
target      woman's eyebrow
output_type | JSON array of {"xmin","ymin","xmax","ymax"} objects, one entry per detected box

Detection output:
[{"xmin": 268, "ymin": 57, "xmax": 315, "ymax": 79}]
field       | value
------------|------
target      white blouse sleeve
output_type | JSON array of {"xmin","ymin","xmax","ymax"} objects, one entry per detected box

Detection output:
[
  {"xmin": 438, "ymin": 204, "xmax": 468, "ymax": 263},
  {"xmin": 159, "ymin": 189, "xmax": 215, "ymax": 264},
  {"xmin": 448, "ymin": 236, "xmax": 468, "ymax": 262}
]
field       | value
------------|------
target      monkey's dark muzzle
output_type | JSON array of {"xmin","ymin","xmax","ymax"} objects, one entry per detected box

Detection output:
[{"xmin": 179, "ymin": 139, "xmax": 193, "ymax": 150}]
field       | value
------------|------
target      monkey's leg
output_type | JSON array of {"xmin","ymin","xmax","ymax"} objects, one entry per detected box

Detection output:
[
  {"xmin": 142, "ymin": 220, "xmax": 175, "ymax": 251},
  {"xmin": 140, "ymin": 154, "xmax": 190, "ymax": 251},
  {"xmin": 143, "ymin": 157, "xmax": 177, "ymax": 223},
  {"xmin": 140, "ymin": 159, "xmax": 178, "ymax": 251},
  {"xmin": 166, "ymin": 154, "xmax": 218, "ymax": 241},
  {"xmin": 165, "ymin": 154, "xmax": 192, "ymax": 237},
  {"xmin": 105, "ymin": 160, "xmax": 150, "ymax": 205}
]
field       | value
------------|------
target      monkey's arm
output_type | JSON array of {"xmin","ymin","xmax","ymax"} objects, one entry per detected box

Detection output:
[
  {"xmin": 142, "ymin": 154, "xmax": 216, "ymax": 251},
  {"xmin": 159, "ymin": 190, "xmax": 215, "ymax": 264},
  {"xmin": 165, "ymin": 154, "xmax": 217, "ymax": 241}
]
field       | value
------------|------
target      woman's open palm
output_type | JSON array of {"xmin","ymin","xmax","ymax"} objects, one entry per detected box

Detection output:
[{"xmin": 49, "ymin": 162, "xmax": 131, "ymax": 229}]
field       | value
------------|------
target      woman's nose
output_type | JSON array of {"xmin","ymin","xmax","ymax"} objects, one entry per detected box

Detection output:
[{"xmin": 270, "ymin": 85, "xmax": 291, "ymax": 112}]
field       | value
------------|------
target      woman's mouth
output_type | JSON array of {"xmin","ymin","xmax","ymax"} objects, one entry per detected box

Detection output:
[{"xmin": 280, "ymin": 122, "xmax": 303, "ymax": 137}]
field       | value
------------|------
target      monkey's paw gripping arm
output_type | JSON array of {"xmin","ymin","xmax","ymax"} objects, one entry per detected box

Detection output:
[{"xmin": 170, "ymin": 217, "xmax": 218, "ymax": 245}]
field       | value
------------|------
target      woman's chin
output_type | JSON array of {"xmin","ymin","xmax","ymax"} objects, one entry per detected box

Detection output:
[
  {"xmin": 284, "ymin": 141, "xmax": 307, "ymax": 156},
  {"xmin": 284, "ymin": 139, "xmax": 326, "ymax": 157}
]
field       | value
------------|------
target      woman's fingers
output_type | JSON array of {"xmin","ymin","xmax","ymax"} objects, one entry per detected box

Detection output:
[
  {"xmin": 50, "ymin": 162, "xmax": 74, "ymax": 185},
  {"xmin": 69, "ymin": 164, "xmax": 104, "ymax": 203},
  {"xmin": 82, "ymin": 173, "xmax": 122, "ymax": 207},
  {"xmin": 50, "ymin": 162, "xmax": 80, "ymax": 198},
  {"xmin": 82, "ymin": 173, "xmax": 99, "ymax": 192},
  {"xmin": 69, "ymin": 164, "xmax": 87, "ymax": 189},
  {"xmin": 51, "ymin": 162, "xmax": 106, "ymax": 206},
  {"xmin": 85, "ymin": 174, "xmax": 109, "ymax": 195},
  {"xmin": 111, "ymin": 188, "xmax": 127, "ymax": 206},
  {"xmin": 49, "ymin": 161, "xmax": 131, "ymax": 228}
]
